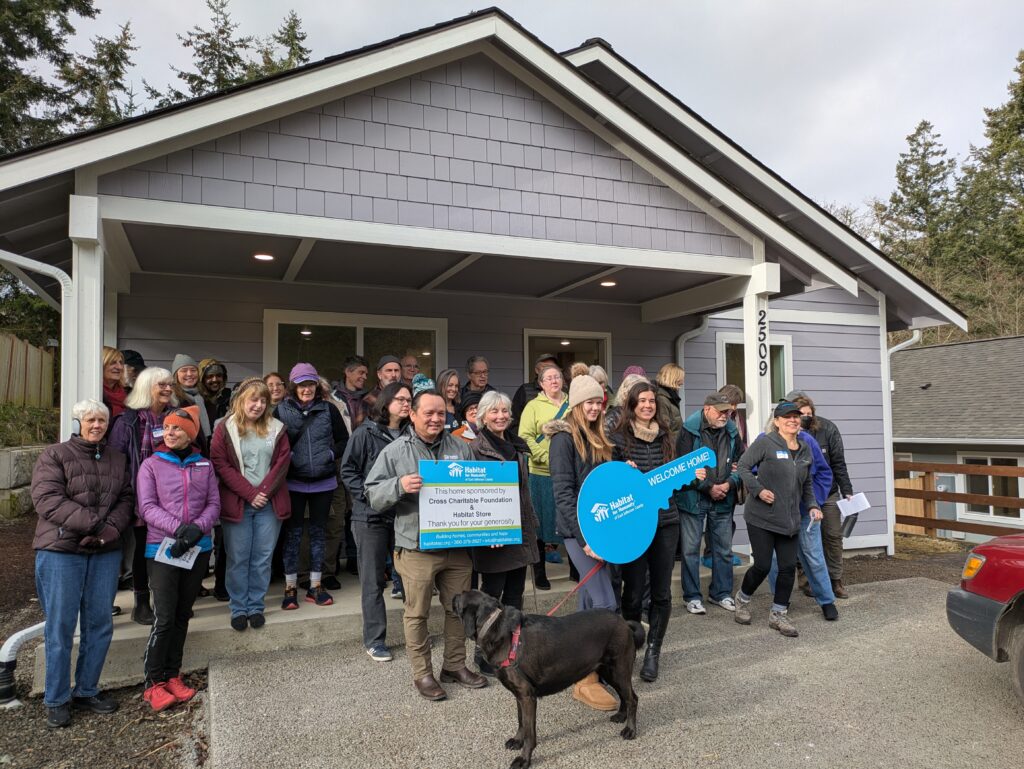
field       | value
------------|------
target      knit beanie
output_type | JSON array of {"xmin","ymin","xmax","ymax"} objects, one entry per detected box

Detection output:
[
  {"xmin": 569, "ymin": 374, "xmax": 604, "ymax": 409},
  {"xmin": 622, "ymin": 365, "xmax": 647, "ymax": 379},
  {"xmin": 376, "ymin": 354, "xmax": 400, "ymax": 371},
  {"xmin": 411, "ymin": 373, "xmax": 435, "ymax": 397},
  {"xmin": 164, "ymin": 405, "xmax": 200, "ymax": 442},
  {"xmin": 458, "ymin": 389, "xmax": 484, "ymax": 421},
  {"xmin": 171, "ymin": 354, "xmax": 198, "ymax": 377}
]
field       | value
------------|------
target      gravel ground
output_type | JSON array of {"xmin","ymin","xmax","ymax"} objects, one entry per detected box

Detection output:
[{"xmin": 0, "ymin": 516, "xmax": 975, "ymax": 769}]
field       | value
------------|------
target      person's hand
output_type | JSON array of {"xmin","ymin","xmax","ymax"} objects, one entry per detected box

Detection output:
[
  {"xmin": 489, "ymin": 544, "xmax": 503, "ymax": 549},
  {"xmin": 758, "ymin": 489, "xmax": 775, "ymax": 504},
  {"xmin": 583, "ymin": 544, "xmax": 603, "ymax": 562},
  {"xmin": 809, "ymin": 507, "xmax": 823, "ymax": 521},
  {"xmin": 626, "ymin": 460, "xmax": 638, "ymax": 469},
  {"xmin": 400, "ymin": 474, "xmax": 423, "ymax": 494},
  {"xmin": 79, "ymin": 535, "xmax": 103, "ymax": 550},
  {"xmin": 845, "ymin": 494, "xmax": 854, "ymax": 501},
  {"xmin": 732, "ymin": 462, "xmax": 738, "ymax": 472},
  {"xmin": 168, "ymin": 537, "xmax": 191, "ymax": 558},
  {"xmin": 251, "ymin": 492, "xmax": 269, "ymax": 508},
  {"xmin": 695, "ymin": 467, "xmax": 707, "ymax": 482},
  {"xmin": 710, "ymin": 482, "xmax": 730, "ymax": 500}
]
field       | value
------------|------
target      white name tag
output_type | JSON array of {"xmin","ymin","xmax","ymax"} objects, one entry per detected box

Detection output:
[
  {"xmin": 775, "ymin": 450, "xmax": 790, "ymax": 460},
  {"xmin": 194, "ymin": 461, "xmax": 210, "ymax": 467},
  {"xmin": 151, "ymin": 427, "xmax": 164, "ymax": 442}
]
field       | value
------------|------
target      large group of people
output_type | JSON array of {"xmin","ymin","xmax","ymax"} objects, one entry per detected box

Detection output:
[{"xmin": 31, "ymin": 346, "xmax": 854, "ymax": 727}]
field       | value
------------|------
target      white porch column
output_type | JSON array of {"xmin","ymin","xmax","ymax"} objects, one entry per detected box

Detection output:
[
  {"xmin": 742, "ymin": 262, "xmax": 780, "ymax": 438},
  {"xmin": 69, "ymin": 195, "xmax": 104, "ymax": 426}
]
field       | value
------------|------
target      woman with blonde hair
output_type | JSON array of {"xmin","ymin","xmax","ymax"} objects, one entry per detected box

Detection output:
[
  {"xmin": 547, "ymin": 374, "xmax": 618, "ymax": 710},
  {"xmin": 109, "ymin": 367, "xmax": 179, "ymax": 625},
  {"xmin": 588, "ymin": 365, "xmax": 613, "ymax": 407},
  {"xmin": 101, "ymin": 346, "xmax": 128, "ymax": 420},
  {"xmin": 210, "ymin": 378, "xmax": 292, "ymax": 630},
  {"xmin": 654, "ymin": 363, "xmax": 685, "ymax": 441},
  {"xmin": 435, "ymin": 368, "xmax": 461, "ymax": 431}
]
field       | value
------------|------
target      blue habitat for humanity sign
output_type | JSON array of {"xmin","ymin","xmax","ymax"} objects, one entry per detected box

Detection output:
[
  {"xmin": 578, "ymin": 447, "xmax": 714, "ymax": 564},
  {"xmin": 418, "ymin": 460, "xmax": 522, "ymax": 549}
]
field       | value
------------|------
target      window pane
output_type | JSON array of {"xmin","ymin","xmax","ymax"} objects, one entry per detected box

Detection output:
[
  {"xmin": 364, "ymin": 327, "xmax": 435, "ymax": 390},
  {"xmin": 992, "ymin": 471, "xmax": 1020, "ymax": 518},
  {"xmin": 724, "ymin": 343, "xmax": 786, "ymax": 402},
  {"xmin": 278, "ymin": 324, "xmax": 356, "ymax": 386},
  {"xmin": 966, "ymin": 468, "xmax": 990, "ymax": 514},
  {"xmin": 525, "ymin": 336, "xmax": 606, "ymax": 382}
]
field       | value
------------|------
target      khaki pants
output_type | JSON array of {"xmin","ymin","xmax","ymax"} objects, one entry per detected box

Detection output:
[{"xmin": 394, "ymin": 548, "xmax": 472, "ymax": 680}]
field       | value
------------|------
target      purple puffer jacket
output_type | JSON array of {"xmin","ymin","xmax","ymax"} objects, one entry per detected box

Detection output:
[{"xmin": 136, "ymin": 449, "xmax": 220, "ymax": 546}]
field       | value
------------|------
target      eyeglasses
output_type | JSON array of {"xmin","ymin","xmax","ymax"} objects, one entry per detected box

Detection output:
[
  {"xmin": 711, "ymin": 407, "xmax": 735, "ymax": 417},
  {"xmin": 393, "ymin": 396, "xmax": 411, "ymax": 404},
  {"xmin": 470, "ymin": 369, "xmax": 489, "ymax": 376}
]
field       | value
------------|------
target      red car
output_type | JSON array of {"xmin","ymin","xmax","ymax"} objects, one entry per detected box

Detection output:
[{"xmin": 946, "ymin": 533, "xmax": 1024, "ymax": 704}]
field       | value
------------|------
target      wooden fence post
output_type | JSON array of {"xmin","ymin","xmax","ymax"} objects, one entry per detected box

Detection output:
[{"xmin": 922, "ymin": 471, "xmax": 937, "ymax": 538}]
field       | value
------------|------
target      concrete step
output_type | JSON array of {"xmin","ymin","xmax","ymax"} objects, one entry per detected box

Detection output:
[{"xmin": 32, "ymin": 557, "xmax": 751, "ymax": 695}]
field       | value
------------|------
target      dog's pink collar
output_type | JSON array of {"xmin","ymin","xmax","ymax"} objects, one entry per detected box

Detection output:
[{"xmin": 500, "ymin": 625, "xmax": 522, "ymax": 669}]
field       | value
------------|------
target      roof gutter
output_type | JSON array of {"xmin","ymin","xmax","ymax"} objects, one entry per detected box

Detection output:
[{"xmin": 0, "ymin": 249, "xmax": 75, "ymax": 439}]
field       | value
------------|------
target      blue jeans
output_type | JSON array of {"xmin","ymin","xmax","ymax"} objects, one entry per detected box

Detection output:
[
  {"xmin": 768, "ymin": 516, "xmax": 836, "ymax": 606},
  {"xmin": 35, "ymin": 549, "xmax": 120, "ymax": 707},
  {"xmin": 223, "ymin": 504, "xmax": 283, "ymax": 616},
  {"xmin": 680, "ymin": 509, "xmax": 734, "ymax": 602}
]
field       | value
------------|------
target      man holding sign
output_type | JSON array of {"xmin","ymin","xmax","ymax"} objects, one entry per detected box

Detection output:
[{"xmin": 365, "ymin": 390, "xmax": 487, "ymax": 701}]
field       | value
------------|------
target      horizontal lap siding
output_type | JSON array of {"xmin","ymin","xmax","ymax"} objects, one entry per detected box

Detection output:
[
  {"xmin": 684, "ymin": 291, "xmax": 889, "ymax": 545},
  {"xmin": 118, "ymin": 273, "xmax": 690, "ymax": 393},
  {"xmin": 99, "ymin": 55, "xmax": 747, "ymax": 257}
]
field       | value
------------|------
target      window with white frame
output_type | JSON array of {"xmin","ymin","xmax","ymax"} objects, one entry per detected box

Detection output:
[
  {"xmin": 523, "ymin": 329, "xmax": 612, "ymax": 382},
  {"xmin": 955, "ymin": 454, "xmax": 1023, "ymax": 523},
  {"xmin": 715, "ymin": 331, "xmax": 793, "ymax": 407}
]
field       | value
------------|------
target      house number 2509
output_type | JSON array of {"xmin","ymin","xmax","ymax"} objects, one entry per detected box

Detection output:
[{"xmin": 757, "ymin": 309, "xmax": 768, "ymax": 376}]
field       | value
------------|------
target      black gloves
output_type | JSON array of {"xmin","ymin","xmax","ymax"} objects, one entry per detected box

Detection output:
[
  {"xmin": 80, "ymin": 522, "xmax": 119, "ymax": 550},
  {"xmin": 169, "ymin": 523, "xmax": 204, "ymax": 557}
]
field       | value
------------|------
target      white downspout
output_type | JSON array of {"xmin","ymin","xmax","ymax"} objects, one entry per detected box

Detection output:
[
  {"xmin": 674, "ymin": 315, "xmax": 710, "ymax": 412},
  {"xmin": 0, "ymin": 249, "xmax": 75, "ymax": 439},
  {"xmin": 888, "ymin": 329, "xmax": 922, "ymax": 357}
]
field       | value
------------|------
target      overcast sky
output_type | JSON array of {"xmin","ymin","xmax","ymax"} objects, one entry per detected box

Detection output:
[{"xmin": 69, "ymin": 0, "xmax": 1024, "ymax": 207}]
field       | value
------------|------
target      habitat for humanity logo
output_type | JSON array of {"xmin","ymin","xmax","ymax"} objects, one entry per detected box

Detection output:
[
  {"xmin": 447, "ymin": 462, "xmax": 464, "ymax": 478},
  {"xmin": 591, "ymin": 503, "xmax": 610, "ymax": 522}
]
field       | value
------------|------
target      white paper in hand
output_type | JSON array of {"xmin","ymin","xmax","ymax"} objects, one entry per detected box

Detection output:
[
  {"xmin": 837, "ymin": 492, "xmax": 870, "ymax": 521},
  {"xmin": 154, "ymin": 536, "xmax": 200, "ymax": 569}
]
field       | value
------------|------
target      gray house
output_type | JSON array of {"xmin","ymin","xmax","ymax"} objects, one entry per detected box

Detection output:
[
  {"xmin": 0, "ymin": 9, "xmax": 965, "ymax": 555},
  {"xmin": 892, "ymin": 336, "xmax": 1024, "ymax": 542}
]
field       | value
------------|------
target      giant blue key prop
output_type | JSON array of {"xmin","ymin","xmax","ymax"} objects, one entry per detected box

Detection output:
[{"xmin": 577, "ymin": 447, "xmax": 714, "ymax": 564}]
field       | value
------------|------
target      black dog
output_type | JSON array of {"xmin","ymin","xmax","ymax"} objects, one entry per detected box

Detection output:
[{"xmin": 452, "ymin": 589, "xmax": 645, "ymax": 769}]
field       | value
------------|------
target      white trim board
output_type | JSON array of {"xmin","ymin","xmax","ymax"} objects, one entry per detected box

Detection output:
[
  {"xmin": 262, "ymin": 309, "xmax": 448, "ymax": 375},
  {"xmin": 877, "ymin": 293, "xmax": 897, "ymax": 555},
  {"xmin": 712, "ymin": 307, "xmax": 882, "ymax": 327},
  {"xmin": 715, "ymin": 330, "xmax": 793, "ymax": 406},
  {"xmin": 953, "ymin": 451, "xmax": 1024, "ymax": 527},
  {"xmin": 564, "ymin": 44, "xmax": 967, "ymax": 331},
  {"xmin": 522, "ymin": 328, "xmax": 612, "ymax": 382},
  {"xmin": 99, "ymin": 195, "xmax": 753, "ymax": 277},
  {"xmin": 894, "ymin": 438, "xmax": 1024, "ymax": 447}
]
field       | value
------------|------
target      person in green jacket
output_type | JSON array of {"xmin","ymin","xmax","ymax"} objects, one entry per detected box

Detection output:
[{"xmin": 517, "ymin": 364, "xmax": 568, "ymax": 589}]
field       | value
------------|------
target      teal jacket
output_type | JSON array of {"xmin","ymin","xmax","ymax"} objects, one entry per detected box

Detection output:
[{"xmin": 672, "ymin": 409, "xmax": 742, "ymax": 515}]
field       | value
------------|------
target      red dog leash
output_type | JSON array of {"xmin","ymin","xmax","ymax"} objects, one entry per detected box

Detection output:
[{"xmin": 545, "ymin": 562, "xmax": 606, "ymax": 617}]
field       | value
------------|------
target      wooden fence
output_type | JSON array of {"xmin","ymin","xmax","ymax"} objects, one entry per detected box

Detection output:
[
  {"xmin": 0, "ymin": 333, "xmax": 55, "ymax": 407},
  {"xmin": 893, "ymin": 461, "xmax": 1024, "ymax": 539}
]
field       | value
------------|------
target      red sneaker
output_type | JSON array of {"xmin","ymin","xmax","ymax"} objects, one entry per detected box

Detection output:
[
  {"xmin": 165, "ymin": 676, "xmax": 197, "ymax": 703},
  {"xmin": 144, "ymin": 683, "xmax": 178, "ymax": 712}
]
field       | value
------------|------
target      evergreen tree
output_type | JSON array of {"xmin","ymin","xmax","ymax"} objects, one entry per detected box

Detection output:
[
  {"xmin": 0, "ymin": 0, "xmax": 98, "ymax": 154},
  {"xmin": 247, "ymin": 10, "xmax": 311, "ymax": 79},
  {"xmin": 0, "ymin": 268, "xmax": 60, "ymax": 349},
  {"xmin": 144, "ymin": 0, "xmax": 253, "ymax": 107},
  {"xmin": 59, "ymin": 22, "xmax": 138, "ymax": 130}
]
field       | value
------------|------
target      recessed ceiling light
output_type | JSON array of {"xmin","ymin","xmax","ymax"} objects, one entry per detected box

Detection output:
[
  {"xmin": 300, "ymin": 327, "xmax": 312, "ymax": 336},
  {"xmin": 560, "ymin": 340, "xmax": 570, "ymax": 346},
  {"xmin": 422, "ymin": 351, "xmax": 431, "ymax": 356},
  {"xmin": 254, "ymin": 253, "xmax": 274, "ymax": 261},
  {"xmin": 600, "ymin": 280, "xmax": 617, "ymax": 287}
]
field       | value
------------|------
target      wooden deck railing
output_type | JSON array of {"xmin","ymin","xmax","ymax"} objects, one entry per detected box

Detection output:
[{"xmin": 893, "ymin": 461, "xmax": 1024, "ymax": 538}]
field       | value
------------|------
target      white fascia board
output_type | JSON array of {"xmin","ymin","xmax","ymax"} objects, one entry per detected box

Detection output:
[
  {"xmin": 711, "ymin": 306, "xmax": 881, "ymax": 327},
  {"xmin": 0, "ymin": 18, "xmax": 498, "ymax": 191},
  {"xmin": 893, "ymin": 437, "xmax": 1024, "ymax": 446},
  {"xmin": 99, "ymin": 195, "xmax": 752, "ymax": 276},
  {"xmin": 565, "ymin": 45, "xmax": 966, "ymax": 330},
  {"xmin": 488, "ymin": 24, "xmax": 858, "ymax": 297}
]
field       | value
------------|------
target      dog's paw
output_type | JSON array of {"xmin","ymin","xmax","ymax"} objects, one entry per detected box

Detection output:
[
  {"xmin": 620, "ymin": 725, "xmax": 637, "ymax": 740},
  {"xmin": 510, "ymin": 757, "xmax": 531, "ymax": 769},
  {"xmin": 609, "ymin": 711, "xmax": 627, "ymax": 723},
  {"xmin": 505, "ymin": 737, "xmax": 523, "ymax": 750}
]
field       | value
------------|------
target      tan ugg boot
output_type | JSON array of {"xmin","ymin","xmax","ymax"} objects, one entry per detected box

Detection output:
[{"xmin": 571, "ymin": 672, "xmax": 618, "ymax": 711}]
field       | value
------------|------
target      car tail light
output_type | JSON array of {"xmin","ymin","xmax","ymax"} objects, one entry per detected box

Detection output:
[{"xmin": 961, "ymin": 553, "xmax": 986, "ymax": 580}]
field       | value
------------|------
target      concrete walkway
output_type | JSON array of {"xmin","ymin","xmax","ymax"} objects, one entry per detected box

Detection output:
[{"xmin": 206, "ymin": 578, "xmax": 1024, "ymax": 769}]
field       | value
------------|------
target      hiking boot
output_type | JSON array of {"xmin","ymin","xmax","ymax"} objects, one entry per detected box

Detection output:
[
  {"xmin": 143, "ymin": 683, "xmax": 178, "ymax": 712},
  {"xmin": 230, "ymin": 614, "xmax": 248, "ymax": 631},
  {"xmin": 46, "ymin": 703, "xmax": 71, "ymax": 728},
  {"xmin": 440, "ymin": 667, "xmax": 487, "ymax": 689},
  {"xmin": 165, "ymin": 677, "xmax": 196, "ymax": 703},
  {"xmin": 305, "ymin": 585, "xmax": 334, "ymax": 606},
  {"xmin": 832, "ymin": 580, "xmax": 850, "ymax": 599},
  {"xmin": 769, "ymin": 610, "xmax": 799, "ymax": 637},
  {"xmin": 132, "ymin": 591, "xmax": 154, "ymax": 626},
  {"xmin": 414, "ymin": 675, "xmax": 446, "ymax": 701},
  {"xmin": 572, "ymin": 672, "xmax": 618, "ymax": 711},
  {"xmin": 71, "ymin": 693, "xmax": 118, "ymax": 714},
  {"xmin": 685, "ymin": 599, "xmax": 706, "ymax": 615},
  {"xmin": 281, "ymin": 587, "xmax": 299, "ymax": 610},
  {"xmin": 734, "ymin": 592, "xmax": 752, "ymax": 625}
]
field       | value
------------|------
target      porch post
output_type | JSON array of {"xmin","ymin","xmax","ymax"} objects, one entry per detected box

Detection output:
[
  {"xmin": 69, "ymin": 195, "xmax": 104, "ymax": 429},
  {"xmin": 742, "ymin": 262, "xmax": 780, "ymax": 439}
]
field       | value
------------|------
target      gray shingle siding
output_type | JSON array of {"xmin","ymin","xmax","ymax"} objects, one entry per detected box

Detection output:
[{"xmin": 98, "ymin": 55, "xmax": 744, "ymax": 257}]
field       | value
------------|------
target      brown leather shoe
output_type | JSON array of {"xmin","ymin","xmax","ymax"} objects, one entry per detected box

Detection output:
[
  {"xmin": 413, "ymin": 675, "xmax": 447, "ymax": 701},
  {"xmin": 439, "ymin": 667, "xmax": 488, "ymax": 689},
  {"xmin": 799, "ymin": 576, "xmax": 814, "ymax": 598},
  {"xmin": 832, "ymin": 580, "xmax": 850, "ymax": 599}
]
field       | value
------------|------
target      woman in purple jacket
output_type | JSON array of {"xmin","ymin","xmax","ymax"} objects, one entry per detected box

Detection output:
[{"xmin": 136, "ymin": 406, "xmax": 220, "ymax": 712}]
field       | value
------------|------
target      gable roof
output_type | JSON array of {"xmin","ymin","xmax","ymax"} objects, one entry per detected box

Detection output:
[
  {"xmin": 891, "ymin": 336, "xmax": 1024, "ymax": 443},
  {"xmin": 0, "ymin": 7, "xmax": 964, "ymax": 330}
]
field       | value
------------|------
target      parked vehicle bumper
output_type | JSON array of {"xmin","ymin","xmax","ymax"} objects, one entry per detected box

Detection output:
[{"xmin": 947, "ymin": 587, "xmax": 1005, "ymax": 660}]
